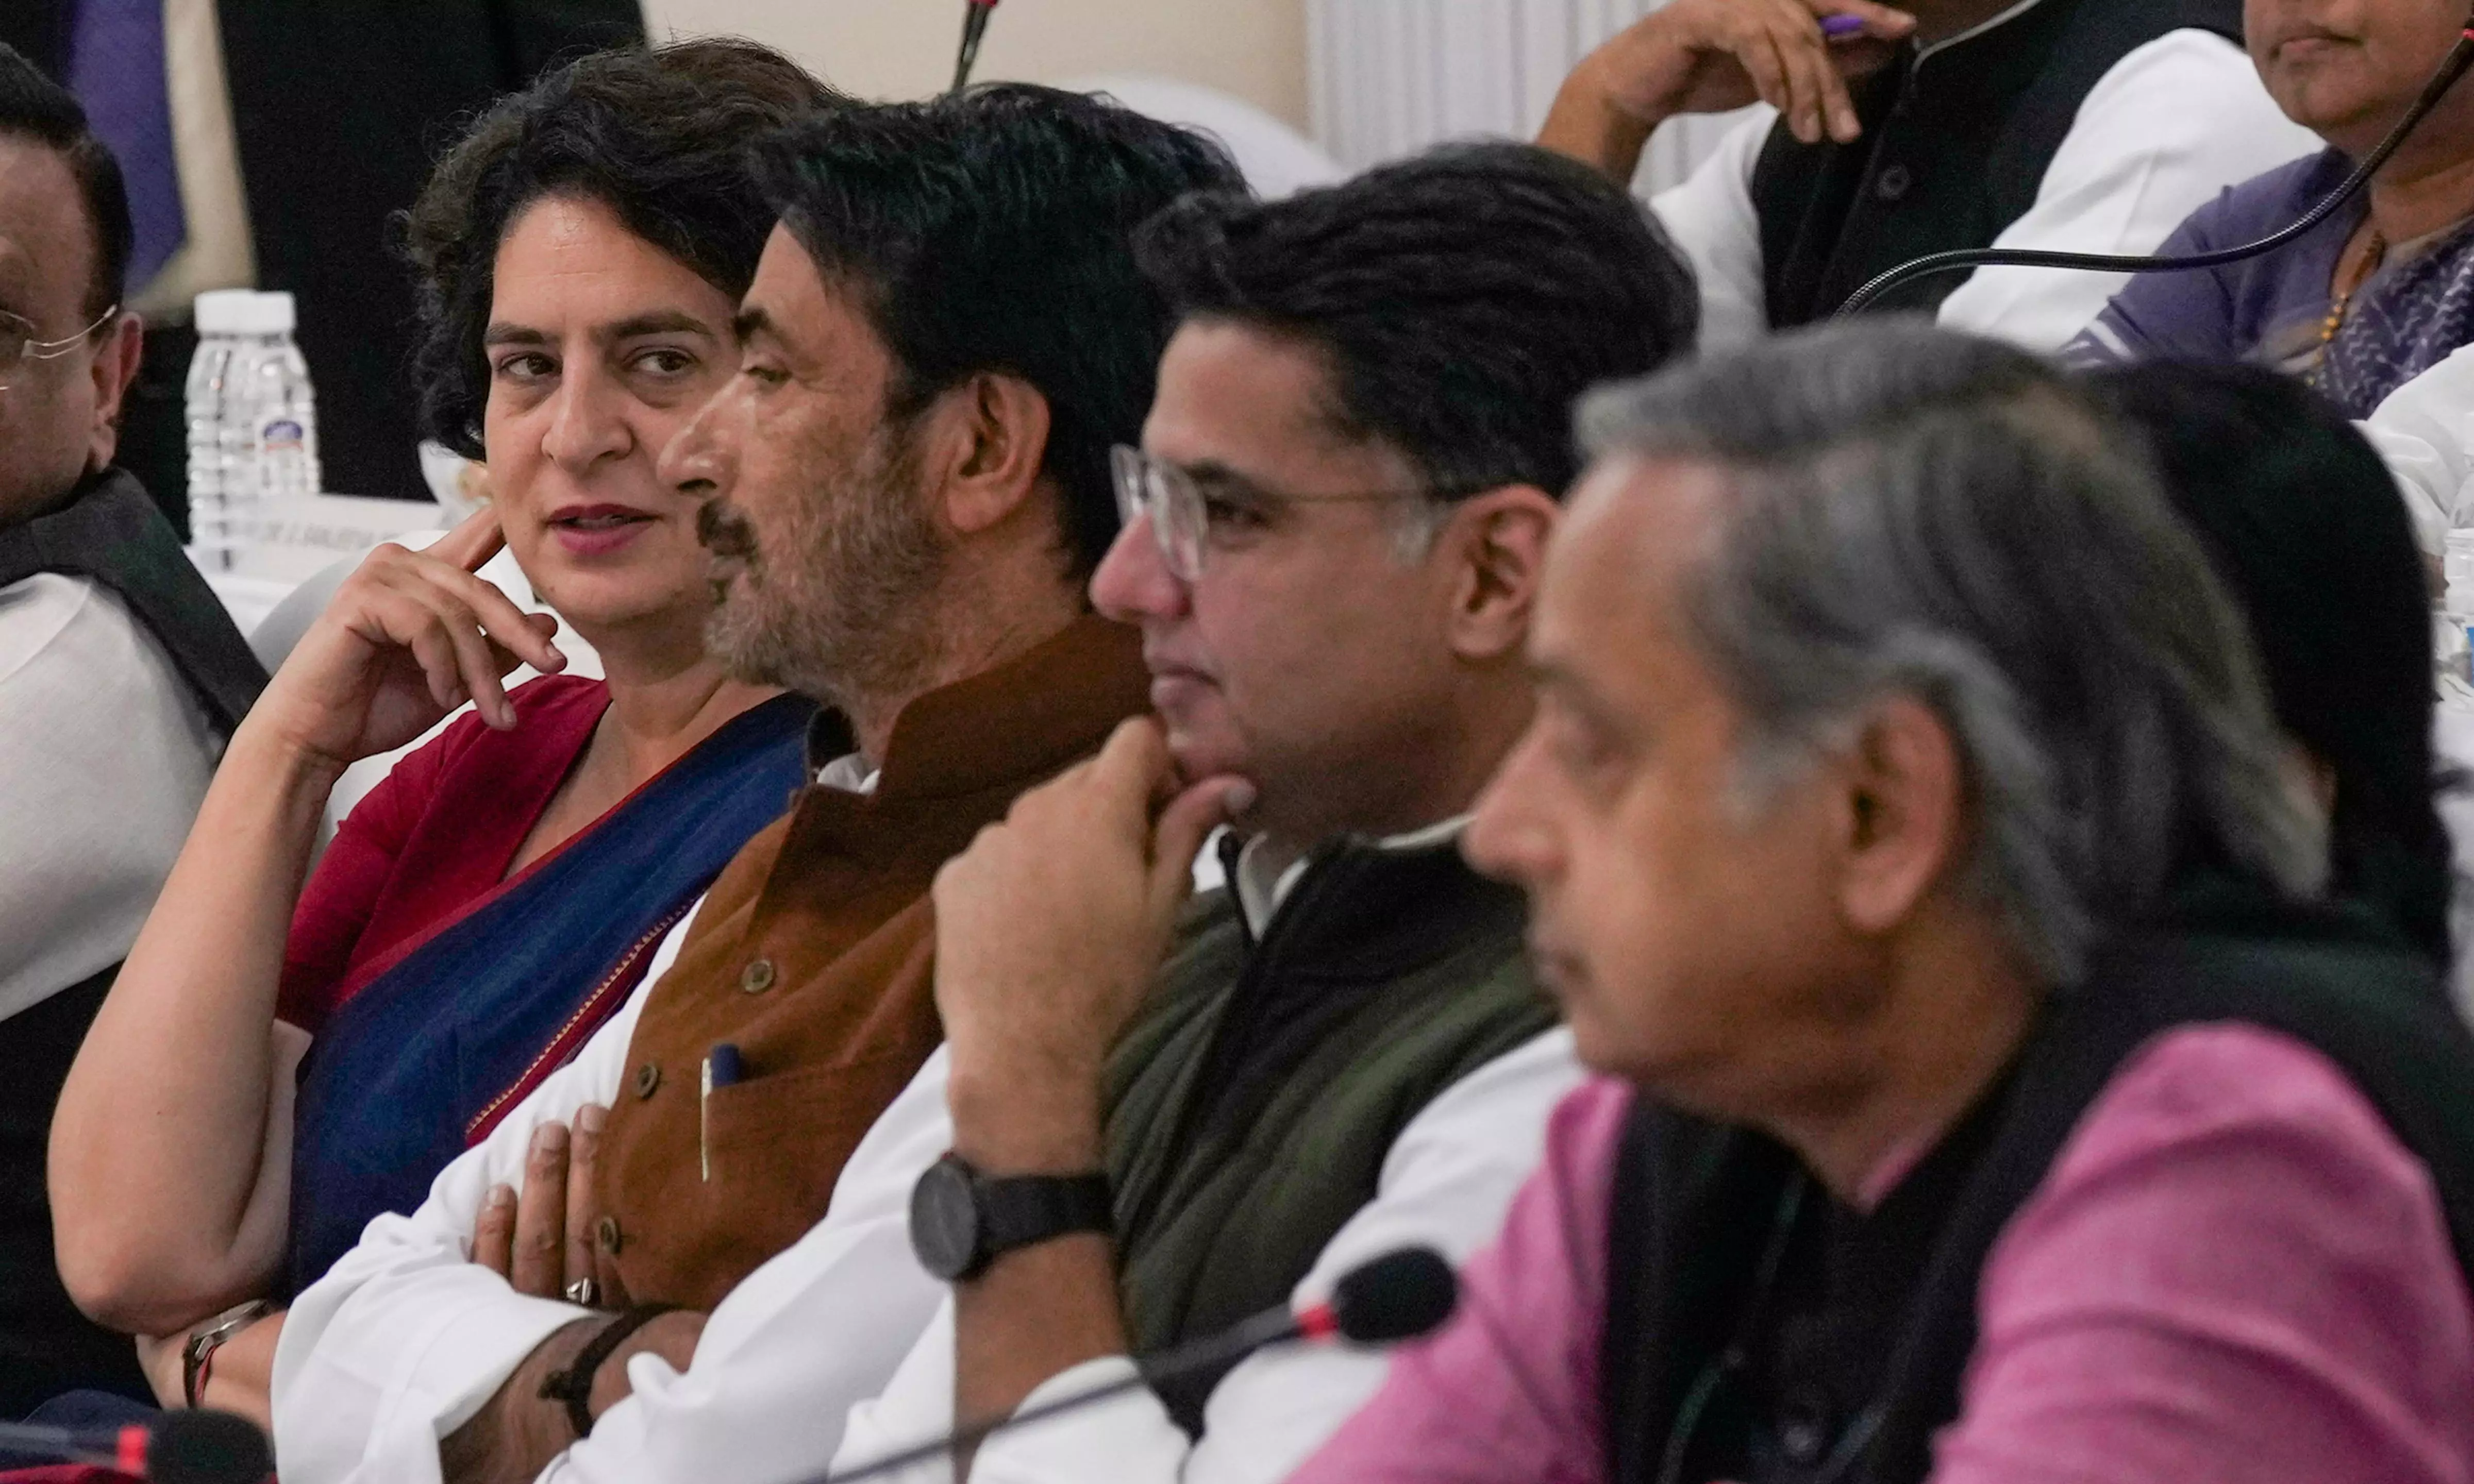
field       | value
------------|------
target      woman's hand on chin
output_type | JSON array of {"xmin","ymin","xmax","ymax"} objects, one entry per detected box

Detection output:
[{"xmin": 249, "ymin": 507, "xmax": 570, "ymax": 770}]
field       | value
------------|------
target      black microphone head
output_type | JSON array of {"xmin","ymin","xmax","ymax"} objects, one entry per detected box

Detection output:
[
  {"xmin": 146, "ymin": 1409, "xmax": 273, "ymax": 1484},
  {"xmin": 1329, "ymin": 1246, "xmax": 1458, "ymax": 1344}
]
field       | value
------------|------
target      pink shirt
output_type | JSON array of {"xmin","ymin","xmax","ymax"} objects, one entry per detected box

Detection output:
[{"xmin": 1291, "ymin": 1024, "xmax": 2474, "ymax": 1484}]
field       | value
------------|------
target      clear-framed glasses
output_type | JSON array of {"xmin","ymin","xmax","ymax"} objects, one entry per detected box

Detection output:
[
  {"xmin": 1111, "ymin": 443, "xmax": 1476, "ymax": 582},
  {"xmin": 0, "ymin": 302, "xmax": 119, "ymax": 392}
]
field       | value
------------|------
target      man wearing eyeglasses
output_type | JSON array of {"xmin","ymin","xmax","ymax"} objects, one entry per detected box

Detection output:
[
  {"xmin": 0, "ymin": 44, "xmax": 263, "ymax": 1413},
  {"xmin": 829, "ymin": 142, "xmax": 1699, "ymax": 1484}
]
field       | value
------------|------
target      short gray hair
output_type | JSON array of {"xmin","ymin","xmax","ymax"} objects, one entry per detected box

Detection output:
[{"xmin": 1576, "ymin": 320, "xmax": 2326, "ymax": 984}]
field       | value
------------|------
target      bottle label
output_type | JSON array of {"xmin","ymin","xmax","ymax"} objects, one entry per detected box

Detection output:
[{"xmin": 261, "ymin": 419, "xmax": 306, "ymax": 452}]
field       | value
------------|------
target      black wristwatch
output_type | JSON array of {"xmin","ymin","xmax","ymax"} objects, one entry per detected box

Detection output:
[{"xmin": 909, "ymin": 1152, "xmax": 1112, "ymax": 1281}]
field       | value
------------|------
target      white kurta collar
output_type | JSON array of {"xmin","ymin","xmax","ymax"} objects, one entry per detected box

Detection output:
[{"xmin": 1230, "ymin": 814, "xmax": 1473, "ymax": 935}]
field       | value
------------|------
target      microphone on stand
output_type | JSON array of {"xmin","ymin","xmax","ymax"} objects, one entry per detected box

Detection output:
[
  {"xmin": 0, "ymin": 1409, "xmax": 271, "ymax": 1484},
  {"xmin": 950, "ymin": 0, "xmax": 1001, "ymax": 94},
  {"xmin": 823, "ymin": 1245, "xmax": 1459, "ymax": 1483}
]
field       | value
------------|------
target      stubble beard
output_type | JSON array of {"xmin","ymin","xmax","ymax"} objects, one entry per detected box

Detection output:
[{"xmin": 703, "ymin": 422, "xmax": 950, "ymax": 715}]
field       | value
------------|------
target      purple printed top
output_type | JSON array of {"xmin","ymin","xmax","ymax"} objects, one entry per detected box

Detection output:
[
  {"xmin": 1290, "ymin": 1024, "xmax": 2474, "ymax": 1484},
  {"xmin": 2070, "ymin": 149, "xmax": 2474, "ymax": 417}
]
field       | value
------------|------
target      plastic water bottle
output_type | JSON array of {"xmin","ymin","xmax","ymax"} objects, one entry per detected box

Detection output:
[
  {"xmin": 183, "ymin": 289, "xmax": 250, "ymax": 567},
  {"xmin": 2438, "ymin": 528, "xmax": 2474, "ymax": 710},
  {"xmin": 228, "ymin": 290, "xmax": 321, "ymax": 502}
]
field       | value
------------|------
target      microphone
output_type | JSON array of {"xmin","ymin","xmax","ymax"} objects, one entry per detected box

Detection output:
[
  {"xmin": 823, "ymin": 1246, "xmax": 1458, "ymax": 1483},
  {"xmin": 1832, "ymin": 16, "xmax": 2474, "ymax": 316},
  {"xmin": 950, "ymin": 0, "xmax": 1000, "ymax": 94},
  {"xmin": 0, "ymin": 1410, "xmax": 272, "ymax": 1484}
]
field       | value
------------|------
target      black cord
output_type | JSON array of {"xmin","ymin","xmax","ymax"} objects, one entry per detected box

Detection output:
[
  {"xmin": 951, "ymin": 1, "xmax": 995, "ymax": 94},
  {"xmin": 1832, "ymin": 25, "xmax": 2474, "ymax": 318}
]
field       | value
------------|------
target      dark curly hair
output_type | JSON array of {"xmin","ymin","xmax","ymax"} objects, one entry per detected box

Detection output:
[
  {"xmin": 403, "ymin": 38, "xmax": 846, "ymax": 459},
  {"xmin": 749, "ymin": 85, "xmax": 1247, "ymax": 577},
  {"xmin": 1131, "ymin": 141, "xmax": 1699, "ymax": 505}
]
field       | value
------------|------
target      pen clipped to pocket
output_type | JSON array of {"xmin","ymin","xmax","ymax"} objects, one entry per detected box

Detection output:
[{"xmin": 701, "ymin": 1042, "xmax": 743, "ymax": 1182}]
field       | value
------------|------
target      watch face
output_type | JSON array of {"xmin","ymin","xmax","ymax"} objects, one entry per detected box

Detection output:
[{"xmin": 909, "ymin": 1156, "xmax": 982, "ymax": 1281}]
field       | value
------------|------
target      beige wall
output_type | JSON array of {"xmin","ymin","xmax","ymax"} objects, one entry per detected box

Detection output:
[{"xmin": 640, "ymin": 0, "xmax": 1310, "ymax": 131}]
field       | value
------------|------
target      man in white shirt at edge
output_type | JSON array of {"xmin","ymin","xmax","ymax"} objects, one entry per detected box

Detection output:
[
  {"xmin": 1545, "ymin": 0, "xmax": 2321, "ymax": 352},
  {"xmin": 2358, "ymin": 340, "xmax": 2474, "ymax": 554},
  {"xmin": 829, "ymin": 142, "xmax": 1700, "ymax": 1484},
  {"xmin": 0, "ymin": 44, "xmax": 261, "ymax": 1412}
]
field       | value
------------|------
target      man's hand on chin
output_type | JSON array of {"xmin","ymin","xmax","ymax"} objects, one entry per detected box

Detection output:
[{"xmin": 931, "ymin": 716, "xmax": 1252, "ymax": 1171}]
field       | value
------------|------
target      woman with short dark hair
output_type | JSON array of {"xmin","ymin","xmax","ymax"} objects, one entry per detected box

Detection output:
[{"xmin": 46, "ymin": 39, "xmax": 843, "ymax": 1424}]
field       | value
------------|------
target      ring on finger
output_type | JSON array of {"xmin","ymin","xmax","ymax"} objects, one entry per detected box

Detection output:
[{"xmin": 565, "ymin": 1277, "xmax": 601, "ymax": 1308}]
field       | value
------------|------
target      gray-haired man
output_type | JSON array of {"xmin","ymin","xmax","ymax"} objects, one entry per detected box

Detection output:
[{"xmin": 1293, "ymin": 320, "xmax": 2474, "ymax": 1484}]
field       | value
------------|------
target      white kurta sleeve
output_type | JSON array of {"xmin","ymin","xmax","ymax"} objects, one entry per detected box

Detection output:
[
  {"xmin": 1935, "ymin": 30, "xmax": 2321, "ymax": 351},
  {"xmin": 832, "ymin": 1030, "xmax": 1584, "ymax": 1484},
  {"xmin": 1648, "ymin": 111, "xmax": 1779, "ymax": 355},
  {"xmin": 271, "ymin": 904, "xmax": 696, "ymax": 1484},
  {"xmin": 2360, "ymin": 341, "xmax": 2474, "ymax": 556},
  {"xmin": 0, "ymin": 576, "xmax": 217, "ymax": 1021},
  {"xmin": 533, "ymin": 1048, "xmax": 957, "ymax": 1484}
]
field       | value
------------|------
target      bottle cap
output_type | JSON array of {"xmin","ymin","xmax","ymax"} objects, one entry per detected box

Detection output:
[
  {"xmin": 233, "ymin": 291, "xmax": 297, "ymax": 335},
  {"xmin": 192, "ymin": 288, "xmax": 257, "ymax": 334}
]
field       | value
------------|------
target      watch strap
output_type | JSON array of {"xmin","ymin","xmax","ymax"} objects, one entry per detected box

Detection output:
[
  {"xmin": 975, "ymin": 1170, "xmax": 1114, "ymax": 1263},
  {"xmin": 538, "ymin": 1304, "xmax": 681, "ymax": 1439},
  {"xmin": 181, "ymin": 1300, "xmax": 273, "ymax": 1409}
]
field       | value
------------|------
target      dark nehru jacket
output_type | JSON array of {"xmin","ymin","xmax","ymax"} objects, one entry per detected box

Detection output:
[
  {"xmin": 1749, "ymin": 0, "xmax": 2242, "ymax": 328},
  {"xmin": 0, "ymin": 468, "xmax": 265, "ymax": 1412},
  {"xmin": 1597, "ymin": 882, "xmax": 2474, "ymax": 1484},
  {"xmin": 1105, "ymin": 835, "xmax": 1557, "ymax": 1432}
]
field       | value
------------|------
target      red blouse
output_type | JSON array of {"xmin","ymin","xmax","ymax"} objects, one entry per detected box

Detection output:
[{"xmin": 275, "ymin": 674, "xmax": 609, "ymax": 1032}]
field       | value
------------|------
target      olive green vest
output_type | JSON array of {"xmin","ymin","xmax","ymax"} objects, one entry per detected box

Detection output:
[{"xmin": 1101, "ymin": 836, "xmax": 1556, "ymax": 1431}]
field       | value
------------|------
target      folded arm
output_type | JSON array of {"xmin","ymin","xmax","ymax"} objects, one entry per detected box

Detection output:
[
  {"xmin": 273, "ymin": 915, "xmax": 665, "ymax": 1484},
  {"xmin": 534, "ymin": 1049, "xmax": 956, "ymax": 1484}
]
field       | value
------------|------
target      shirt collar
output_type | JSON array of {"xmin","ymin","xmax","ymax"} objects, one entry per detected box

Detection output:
[
  {"xmin": 1914, "ymin": 0, "xmax": 2048, "ymax": 62},
  {"xmin": 815, "ymin": 753, "xmax": 881, "ymax": 795},
  {"xmin": 1232, "ymin": 814, "xmax": 1472, "ymax": 933}
]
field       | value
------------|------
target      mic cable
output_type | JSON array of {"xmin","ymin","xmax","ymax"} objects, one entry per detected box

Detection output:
[
  {"xmin": 951, "ymin": 0, "xmax": 1000, "ymax": 94},
  {"xmin": 1832, "ymin": 20, "xmax": 2474, "ymax": 318},
  {"xmin": 821, "ymin": 1245, "xmax": 1458, "ymax": 1484},
  {"xmin": 0, "ymin": 1409, "xmax": 272, "ymax": 1484}
]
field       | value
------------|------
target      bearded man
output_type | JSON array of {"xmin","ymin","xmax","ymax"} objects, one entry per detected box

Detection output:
[{"xmin": 270, "ymin": 87, "xmax": 1245, "ymax": 1484}]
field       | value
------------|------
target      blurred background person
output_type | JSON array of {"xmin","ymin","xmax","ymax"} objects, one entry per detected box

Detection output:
[
  {"xmin": 44, "ymin": 40, "xmax": 836, "ymax": 1429},
  {"xmin": 0, "ymin": 0, "xmax": 642, "ymax": 516},
  {"xmin": 1294, "ymin": 323, "xmax": 2474, "ymax": 1484},
  {"xmin": 2087, "ymin": 361, "xmax": 2454, "ymax": 982},
  {"xmin": 2074, "ymin": 0, "xmax": 2474, "ymax": 418},
  {"xmin": 1536, "ymin": 0, "xmax": 2315, "ymax": 349},
  {"xmin": 0, "ymin": 43, "xmax": 261, "ymax": 1415}
]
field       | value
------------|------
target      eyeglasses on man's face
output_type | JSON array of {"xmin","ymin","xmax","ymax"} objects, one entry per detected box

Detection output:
[
  {"xmin": 1110, "ymin": 443, "xmax": 1486, "ymax": 583},
  {"xmin": 0, "ymin": 303, "xmax": 118, "ymax": 393}
]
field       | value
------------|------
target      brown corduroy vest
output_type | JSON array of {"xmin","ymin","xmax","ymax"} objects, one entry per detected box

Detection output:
[{"xmin": 587, "ymin": 615, "xmax": 1149, "ymax": 1309}]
